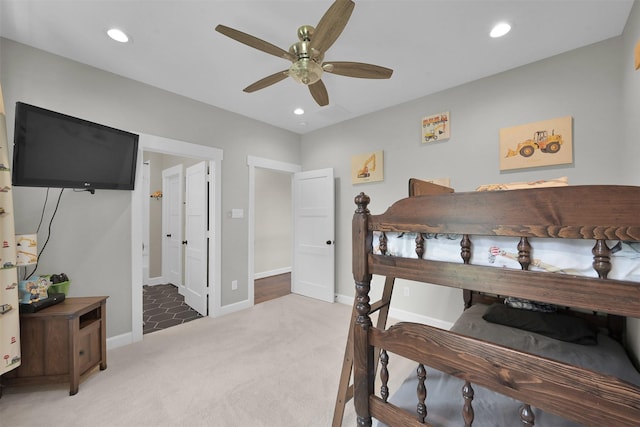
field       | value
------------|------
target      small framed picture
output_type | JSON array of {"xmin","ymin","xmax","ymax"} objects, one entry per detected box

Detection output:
[
  {"xmin": 499, "ymin": 116, "xmax": 573, "ymax": 171},
  {"xmin": 422, "ymin": 111, "xmax": 450, "ymax": 143},
  {"xmin": 351, "ymin": 151, "xmax": 383, "ymax": 184}
]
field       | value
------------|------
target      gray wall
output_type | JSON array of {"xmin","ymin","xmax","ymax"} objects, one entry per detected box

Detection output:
[
  {"xmin": 621, "ymin": 0, "xmax": 640, "ymax": 357},
  {"xmin": 622, "ymin": 1, "xmax": 640, "ymax": 181},
  {"xmin": 301, "ymin": 8, "xmax": 637, "ymax": 328},
  {"xmin": 1, "ymin": 38, "xmax": 301, "ymax": 338}
]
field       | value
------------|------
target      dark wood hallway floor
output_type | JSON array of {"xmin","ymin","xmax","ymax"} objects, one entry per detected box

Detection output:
[{"xmin": 255, "ymin": 272, "xmax": 291, "ymax": 304}]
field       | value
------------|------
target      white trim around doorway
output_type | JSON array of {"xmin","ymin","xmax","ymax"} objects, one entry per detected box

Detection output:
[{"xmin": 130, "ymin": 134, "xmax": 223, "ymax": 344}]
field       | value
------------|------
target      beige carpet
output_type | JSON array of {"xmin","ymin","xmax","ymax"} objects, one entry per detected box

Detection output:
[{"xmin": 1, "ymin": 294, "xmax": 363, "ymax": 426}]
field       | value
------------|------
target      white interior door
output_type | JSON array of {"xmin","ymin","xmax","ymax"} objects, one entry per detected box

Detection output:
[
  {"xmin": 184, "ymin": 161, "xmax": 208, "ymax": 316},
  {"xmin": 292, "ymin": 168, "xmax": 335, "ymax": 302},
  {"xmin": 162, "ymin": 165, "xmax": 184, "ymax": 291}
]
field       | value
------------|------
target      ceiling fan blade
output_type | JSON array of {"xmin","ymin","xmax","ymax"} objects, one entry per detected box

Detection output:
[
  {"xmin": 323, "ymin": 62, "xmax": 393, "ymax": 79},
  {"xmin": 310, "ymin": 0, "xmax": 355, "ymax": 54},
  {"xmin": 215, "ymin": 25, "xmax": 296, "ymax": 62},
  {"xmin": 243, "ymin": 70, "xmax": 290, "ymax": 93},
  {"xmin": 309, "ymin": 80, "xmax": 329, "ymax": 106}
]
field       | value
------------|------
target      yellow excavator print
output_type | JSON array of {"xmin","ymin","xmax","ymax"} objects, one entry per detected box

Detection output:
[
  {"xmin": 357, "ymin": 154, "xmax": 376, "ymax": 178},
  {"xmin": 423, "ymin": 123, "xmax": 447, "ymax": 142},
  {"xmin": 506, "ymin": 130, "xmax": 563, "ymax": 158}
]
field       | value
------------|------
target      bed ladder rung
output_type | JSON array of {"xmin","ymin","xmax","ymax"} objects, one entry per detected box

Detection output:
[
  {"xmin": 346, "ymin": 384, "xmax": 354, "ymax": 400},
  {"xmin": 371, "ymin": 299, "xmax": 390, "ymax": 313}
]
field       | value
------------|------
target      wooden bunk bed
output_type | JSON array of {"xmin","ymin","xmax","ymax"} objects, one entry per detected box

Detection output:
[{"xmin": 349, "ymin": 184, "xmax": 640, "ymax": 426}]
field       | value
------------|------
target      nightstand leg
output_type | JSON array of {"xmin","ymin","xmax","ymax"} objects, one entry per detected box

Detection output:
[
  {"xmin": 69, "ymin": 317, "xmax": 80, "ymax": 396},
  {"xmin": 99, "ymin": 301, "xmax": 107, "ymax": 371}
]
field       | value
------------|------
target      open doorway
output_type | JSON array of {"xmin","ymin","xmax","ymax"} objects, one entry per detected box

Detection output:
[
  {"xmin": 254, "ymin": 168, "xmax": 292, "ymax": 304},
  {"xmin": 142, "ymin": 153, "xmax": 206, "ymax": 334},
  {"xmin": 247, "ymin": 156, "xmax": 335, "ymax": 306},
  {"xmin": 130, "ymin": 134, "xmax": 222, "ymax": 344},
  {"xmin": 247, "ymin": 156, "xmax": 300, "ymax": 306}
]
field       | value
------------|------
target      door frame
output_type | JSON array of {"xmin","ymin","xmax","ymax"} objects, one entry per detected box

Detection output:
[
  {"xmin": 142, "ymin": 161, "xmax": 151, "ymax": 285},
  {"xmin": 247, "ymin": 156, "xmax": 301, "ymax": 305},
  {"xmin": 131, "ymin": 134, "xmax": 223, "ymax": 343}
]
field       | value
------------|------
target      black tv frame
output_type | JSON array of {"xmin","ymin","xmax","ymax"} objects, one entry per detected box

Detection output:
[{"xmin": 12, "ymin": 102, "xmax": 139, "ymax": 192}]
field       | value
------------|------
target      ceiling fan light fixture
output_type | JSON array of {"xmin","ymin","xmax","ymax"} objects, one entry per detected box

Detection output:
[{"xmin": 288, "ymin": 59, "xmax": 323, "ymax": 85}]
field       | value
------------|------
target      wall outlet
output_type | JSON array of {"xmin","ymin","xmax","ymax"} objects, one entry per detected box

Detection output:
[
  {"xmin": 403, "ymin": 287, "xmax": 410, "ymax": 297},
  {"xmin": 231, "ymin": 280, "xmax": 238, "ymax": 290}
]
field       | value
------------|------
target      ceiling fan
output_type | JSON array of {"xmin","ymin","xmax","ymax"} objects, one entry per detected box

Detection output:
[{"xmin": 215, "ymin": 0, "xmax": 393, "ymax": 107}]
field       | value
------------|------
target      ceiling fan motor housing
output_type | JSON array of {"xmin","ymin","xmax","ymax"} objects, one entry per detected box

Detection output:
[{"xmin": 288, "ymin": 26, "xmax": 324, "ymax": 85}]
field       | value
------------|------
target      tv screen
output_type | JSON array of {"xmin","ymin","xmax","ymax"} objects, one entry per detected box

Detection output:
[{"xmin": 12, "ymin": 102, "xmax": 139, "ymax": 191}]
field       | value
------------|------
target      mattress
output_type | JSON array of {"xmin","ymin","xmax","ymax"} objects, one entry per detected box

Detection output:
[
  {"xmin": 374, "ymin": 304, "xmax": 640, "ymax": 427},
  {"xmin": 373, "ymin": 232, "xmax": 640, "ymax": 282}
]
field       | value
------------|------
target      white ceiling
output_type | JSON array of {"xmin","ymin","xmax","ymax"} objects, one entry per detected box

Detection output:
[{"xmin": 0, "ymin": 0, "xmax": 634, "ymax": 134}]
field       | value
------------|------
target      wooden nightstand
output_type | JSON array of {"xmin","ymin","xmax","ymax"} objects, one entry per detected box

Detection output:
[{"xmin": 1, "ymin": 296, "xmax": 108, "ymax": 395}]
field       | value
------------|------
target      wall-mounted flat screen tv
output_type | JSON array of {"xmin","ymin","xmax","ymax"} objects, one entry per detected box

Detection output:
[{"xmin": 12, "ymin": 102, "xmax": 139, "ymax": 191}]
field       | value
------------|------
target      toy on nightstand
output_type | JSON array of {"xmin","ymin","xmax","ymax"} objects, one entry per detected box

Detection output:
[{"xmin": 18, "ymin": 276, "xmax": 49, "ymax": 304}]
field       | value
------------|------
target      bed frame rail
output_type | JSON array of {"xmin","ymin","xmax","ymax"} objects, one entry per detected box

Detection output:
[
  {"xmin": 369, "ymin": 254, "xmax": 640, "ymax": 318},
  {"xmin": 352, "ymin": 186, "xmax": 640, "ymax": 426},
  {"xmin": 367, "ymin": 185, "xmax": 640, "ymax": 241},
  {"xmin": 366, "ymin": 323, "xmax": 640, "ymax": 426}
]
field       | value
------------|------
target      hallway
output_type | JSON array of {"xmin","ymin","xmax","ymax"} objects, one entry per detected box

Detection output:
[
  {"xmin": 143, "ymin": 284, "xmax": 202, "ymax": 334},
  {"xmin": 142, "ymin": 273, "xmax": 291, "ymax": 333},
  {"xmin": 255, "ymin": 272, "xmax": 291, "ymax": 304}
]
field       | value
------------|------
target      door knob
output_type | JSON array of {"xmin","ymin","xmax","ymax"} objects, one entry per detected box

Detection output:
[
  {"xmin": 166, "ymin": 234, "xmax": 172, "ymax": 237},
  {"xmin": 182, "ymin": 240, "xmax": 188, "ymax": 245},
  {"xmin": 326, "ymin": 240, "xmax": 333, "ymax": 245}
]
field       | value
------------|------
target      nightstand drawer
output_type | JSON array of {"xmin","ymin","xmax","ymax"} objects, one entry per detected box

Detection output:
[{"xmin": 78, "ymin": 319, "xmax": 101, "ymax": 375}]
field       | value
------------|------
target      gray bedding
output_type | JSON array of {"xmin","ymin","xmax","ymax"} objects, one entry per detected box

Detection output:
[{"xmin": 375, "ymin": 304, "xmax": 640, "ymax": 427}]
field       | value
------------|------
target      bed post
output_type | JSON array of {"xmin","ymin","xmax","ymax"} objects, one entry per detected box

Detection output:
[{"xmin": 353, "ymin": 193, "xmax": 374, "ymax": 426}]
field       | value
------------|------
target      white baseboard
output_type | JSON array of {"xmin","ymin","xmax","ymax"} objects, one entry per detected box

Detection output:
[
  {"xmin": 334, "ymin": 293, "xmax": 453, "ymax": 330},
  {"xmin": 335, "ymin": 294, "xmax": 354, "ymax": 306},
  {"xmin": 215, "ymin": 298, "xmax": 253, "ymax": 317},
  {"xmin": 107, "ymin": 332, "xmax": 134, "ymax": 350},
  {"xmin": 254, "ymin": 267, "xmax": 291, "ymax": 280},
  {"xmin": 388, "ymin": 306, "xmax": 454, "ymax": 330}
]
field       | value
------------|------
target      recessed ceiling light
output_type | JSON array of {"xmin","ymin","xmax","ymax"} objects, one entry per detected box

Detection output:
[
  {"xmin": 490, "ymin": 22, "xmax": 511, "ymax": 38},
  {"xmin": 107, "ymin": 28, "xmax": 129, "ymax": 43},
  {"xmin": 293, "ymin": 108, "xmax": 305, "ymax": 115}
]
